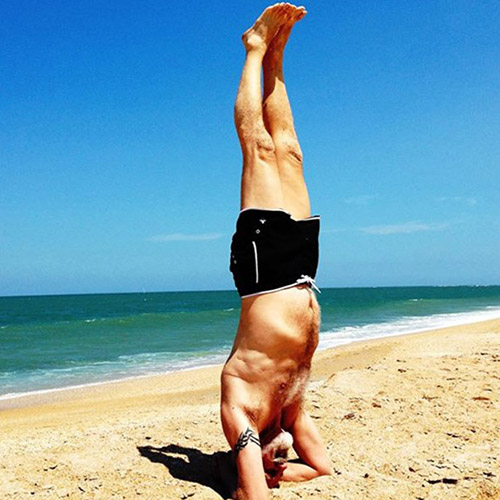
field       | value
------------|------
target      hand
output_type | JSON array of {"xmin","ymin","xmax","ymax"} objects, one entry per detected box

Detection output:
[{"xmin": 265, "ymin": 461, "xmax": 287, "ymax": 488}]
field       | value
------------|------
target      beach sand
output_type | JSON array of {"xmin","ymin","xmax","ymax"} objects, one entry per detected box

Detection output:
[{"xmin": 1, "ymin": 319, "xmax": 499, "ymax": 499}]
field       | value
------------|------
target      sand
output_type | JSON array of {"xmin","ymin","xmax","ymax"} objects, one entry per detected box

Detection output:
[{"xmin": 1, "ymin": 319, "xmax": 499, "ymax": 499}]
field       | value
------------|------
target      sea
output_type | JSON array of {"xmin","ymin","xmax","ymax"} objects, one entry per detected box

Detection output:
[{"xmin": 1, "ymin": 286, "xmax": 500, "ymax": 400}]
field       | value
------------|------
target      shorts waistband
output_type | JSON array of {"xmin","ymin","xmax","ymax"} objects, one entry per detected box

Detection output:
[
  {"xmin": 239, "ymin": 207, "xmax": 320, "ymax": 222},
  {"xmin": 240, "ymin": 275, "xmax": 320, "ymax": 299}
]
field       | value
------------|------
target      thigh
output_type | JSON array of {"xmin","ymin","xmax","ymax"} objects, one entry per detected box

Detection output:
[
  {"xmin": 240, "ymin": 151, "xmax": 284, "ymax": 211},
  {"xmin": 275, "ymin": 150, "xmax": 311, "ymax": 220}
]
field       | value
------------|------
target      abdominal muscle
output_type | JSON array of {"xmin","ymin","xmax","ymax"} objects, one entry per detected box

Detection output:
[{"xmin": 221, "ymin": 285, "xmax": 320, "ymax": 430}]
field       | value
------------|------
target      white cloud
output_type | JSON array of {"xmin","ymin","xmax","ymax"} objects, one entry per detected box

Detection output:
[
  {"xmin": 148, "ymin": 232, "xmax": 224, "ymax": 242},
  {"xmin": 322, "ymin": 227, "xmax": 350, "ymax": 234},
  {"xmin": 361, "ymin": 221, "xmax": 447, "ymax": 235},
  {"xmin": 437, "ymin": 196, "xmax": 477, "ymax": 206},
  {"xmin": 344, "ymin": 194, "xmax": 378, "ymax": 205}
]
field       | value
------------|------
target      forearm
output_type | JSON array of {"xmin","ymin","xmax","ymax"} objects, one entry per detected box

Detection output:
[{"xmin": 281, "ymin": 461, "xmax": 325, "ymax": 482}]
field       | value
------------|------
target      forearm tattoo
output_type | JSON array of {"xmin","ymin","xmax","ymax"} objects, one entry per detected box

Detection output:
[{"xmin": 234, "ymin": 427, "xmax": 261, "ymax": 456}]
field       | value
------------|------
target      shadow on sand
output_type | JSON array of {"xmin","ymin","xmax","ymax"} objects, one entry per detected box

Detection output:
[{"xmin": 137, "ymin": 443, "xmax": 228, "ymax": 498}]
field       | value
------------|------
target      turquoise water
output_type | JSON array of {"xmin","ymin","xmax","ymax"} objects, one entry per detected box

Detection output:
[{"xmin": 1, "ymin": 286, "xmax": 500, "ymax": 399}]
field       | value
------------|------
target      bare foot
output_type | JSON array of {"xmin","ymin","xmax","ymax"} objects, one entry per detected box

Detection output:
[
  {"xmin": 264, "ymin": 4, "xmax": 307, "ymax": 64},
  {"xmin": 242, "ymin": 3, "xmax": 290, "ymax": 53}
]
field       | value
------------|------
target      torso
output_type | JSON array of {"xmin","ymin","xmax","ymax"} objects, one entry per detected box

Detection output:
[{"xmin": 221, "ymin": 285, "xmax": 320, "ymax": 432}]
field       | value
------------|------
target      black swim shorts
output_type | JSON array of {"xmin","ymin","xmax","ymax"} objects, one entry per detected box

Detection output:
[{"xmin": 229, "ymin": 208, "xmax": 320, "ymax": 298}]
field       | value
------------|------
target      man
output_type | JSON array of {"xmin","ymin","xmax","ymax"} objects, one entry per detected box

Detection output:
[{"xmin": 220, "ymin": 4, "xmax": 331, "ymax": 499}]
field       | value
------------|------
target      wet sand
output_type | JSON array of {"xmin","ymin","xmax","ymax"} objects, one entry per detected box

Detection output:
[{"xmin": 1, "ymin": 319, "xmax": 499, "ymax": 499}]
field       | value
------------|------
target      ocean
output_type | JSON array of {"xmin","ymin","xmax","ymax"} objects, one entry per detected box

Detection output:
[{"xmin": 1, "ymin": 286, "xmax": 500, "ymax": 400}]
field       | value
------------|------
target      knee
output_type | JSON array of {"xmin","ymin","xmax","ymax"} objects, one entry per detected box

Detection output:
[
  {"xmin": 240, "ymin": 129, "xmax": 275, "ymax": 160},
  {"xmin": 253, "ymin": 133, "xmax": 275, "ymax": 159},
  {"xmin": 235, "ymin": 114, "xmax": 276, "ymax": 160},
  {"xmin": 274, "ymin": 134, "xmax": 303, "ymax": 165}
]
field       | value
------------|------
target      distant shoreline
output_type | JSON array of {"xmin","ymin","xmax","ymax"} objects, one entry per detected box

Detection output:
[{"xmin": 2, "ymin": 283, "xmax": 500, "ymax": 299}]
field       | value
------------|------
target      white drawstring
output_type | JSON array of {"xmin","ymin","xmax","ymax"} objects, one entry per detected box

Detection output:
[{"xmin": 296, "ymin": 275, "xmax": 321, "ymax": 293}]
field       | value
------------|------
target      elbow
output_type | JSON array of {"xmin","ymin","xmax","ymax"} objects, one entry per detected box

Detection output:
[{"xmin": 315, "ymin": 462, "xmax": 332, "ymax": 477}]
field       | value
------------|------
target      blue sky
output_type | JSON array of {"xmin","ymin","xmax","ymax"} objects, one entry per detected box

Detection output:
[{"xmin": 1, "ymin": 0, "xmax": 499, "ymax": 296}]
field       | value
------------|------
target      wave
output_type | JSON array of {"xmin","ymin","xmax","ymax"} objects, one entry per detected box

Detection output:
[
  {"xmin": 319, "ymin": 306, "xmax": 500, "ymax": 350},
  {"xmin": 0, "ymin": 352, "xmax": 228, "ymax": 402},
  {"xmin": 0, "ymin": 299, "xmax": 500, "ymax": 400}
]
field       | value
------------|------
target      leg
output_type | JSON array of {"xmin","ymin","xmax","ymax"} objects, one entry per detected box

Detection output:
[
  {"xmin": 263, "ymin": 5, "xmax": 311, "ymax": 220},
  {"xmin": 235, "ymin": 4, "xmax": 289, "ymax": 211}
]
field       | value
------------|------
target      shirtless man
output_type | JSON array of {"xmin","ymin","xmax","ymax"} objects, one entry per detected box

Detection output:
[{"xmin": 220, "ymin": 4, "xmax": 331, "ymax": 499}]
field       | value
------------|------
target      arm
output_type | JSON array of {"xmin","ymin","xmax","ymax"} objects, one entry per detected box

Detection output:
[
  {"xmin": 234, "ymin": 438, "xmax": 270, "ymax": 500},
  {"xmin": 282, "ymin": 410, "xmax": 332, "ymax": 482}
]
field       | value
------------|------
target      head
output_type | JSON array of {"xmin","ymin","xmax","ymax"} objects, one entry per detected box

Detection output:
[{"xmin": 261, "ymin": 430, "xmax": 293, "ymax": 470}]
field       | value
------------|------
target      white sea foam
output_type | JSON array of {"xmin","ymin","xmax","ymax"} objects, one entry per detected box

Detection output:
[
  {"xmin": 2, "ymin": 306, "xmax": 500, "ymax": 404},
  {"xmin": 0, "ymin": 354, "xmax": 228, "ymax": 402},
  {"xmin": 318, "ymin": 306, "xmax": 500, "ymax": 350}
]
